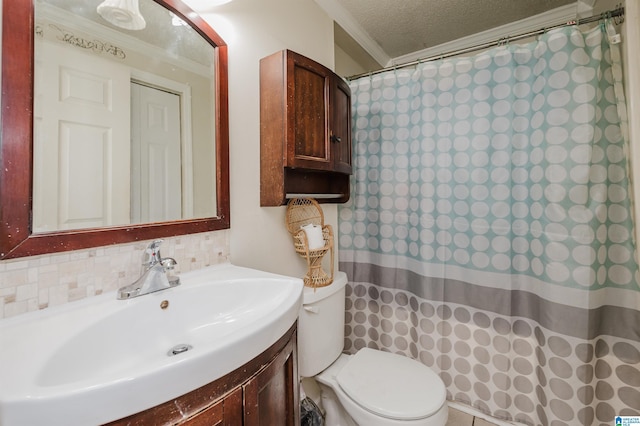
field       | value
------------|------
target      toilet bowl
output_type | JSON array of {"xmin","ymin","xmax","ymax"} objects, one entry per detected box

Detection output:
[
  {"xmin": 298, "ymin": 272, "xmax": 448, "ymax": 426},
  {"xmin": 316, "ymin": 349, "xmax": 448, "ymax": 425}
]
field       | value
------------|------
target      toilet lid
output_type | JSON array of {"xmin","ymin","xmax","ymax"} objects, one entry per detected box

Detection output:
[{"xmin": 336, "ymin": 348, "xmax": 446, "ymax": 420}]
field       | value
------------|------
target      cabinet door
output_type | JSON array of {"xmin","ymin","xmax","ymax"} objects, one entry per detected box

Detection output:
[
  {"xmin": 180, "ymin": 387, "xmax": 242, "ymax": 426},
  {"xmin": 288, "ymin": 54, "xmax": 332, "ymax": 170},
  {"xmin": 243, "ymin": 333, "xmax": 298, "ymax": 426},
  {"xmin": 330, "ymin": 77, "xmax": 352, "ymax": 174},
  {"xmin": 181, "ymin": 399, "xmax": 224, "ymax": 425}
]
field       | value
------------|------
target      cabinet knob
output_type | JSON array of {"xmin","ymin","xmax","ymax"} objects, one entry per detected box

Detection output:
[{"xmin": 330, "ymin": 134, "xmax": 342, "ymax": 143}]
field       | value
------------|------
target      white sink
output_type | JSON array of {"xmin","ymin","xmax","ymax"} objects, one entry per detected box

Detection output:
[{"xmin": 0, "ymin": 264, "xmax": 303, "ymax": 426}]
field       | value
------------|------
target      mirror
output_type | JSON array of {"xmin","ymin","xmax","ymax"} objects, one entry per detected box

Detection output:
[
  {"xmin": 33, "ymin": 0, "xmax": 218, "ymax": 232},
  {"xmin": 0, "ymin": 0, "xmax": 230, "ymax": 259}
]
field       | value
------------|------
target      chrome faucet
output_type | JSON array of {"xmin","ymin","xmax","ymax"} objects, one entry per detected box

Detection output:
[{"xmin": 117, "ymin": 240, "xmax": 180, "ymax": 299}]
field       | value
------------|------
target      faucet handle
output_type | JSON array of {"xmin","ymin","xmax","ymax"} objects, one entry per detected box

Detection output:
[
  {"xmin": 148, "ymin": 239, "xmax": 163, "ymax": 253},
  {"xmin": 142, "ymin": 239, "xmax": 164, "ymax": 268}
]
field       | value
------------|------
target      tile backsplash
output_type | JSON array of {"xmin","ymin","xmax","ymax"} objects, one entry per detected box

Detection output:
[{"xmin": 0, "ymin": 230, "xmax": 230, "ymax": 320}]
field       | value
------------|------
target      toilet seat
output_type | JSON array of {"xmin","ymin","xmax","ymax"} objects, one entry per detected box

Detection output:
[{"xmin": 336, "ymin": 348, "xmax": 446, "ymax": 421}]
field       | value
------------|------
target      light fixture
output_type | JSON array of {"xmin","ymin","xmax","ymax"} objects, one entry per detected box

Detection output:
[{"xmin": 97, "ymin": 0, "xmax": 146, "ymax": 31}]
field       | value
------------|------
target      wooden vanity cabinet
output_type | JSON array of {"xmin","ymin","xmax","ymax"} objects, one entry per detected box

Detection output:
[
  {"xmin": 105, "ymin": 324, "xmax": 299, "ymax": 426},
  {"xmin": 260, "ymin": 49, "xmax": 352, "ymax": 206},
  {"xmin": 243, "ymin": 330, "xmax": 298, "ymax": 425}
]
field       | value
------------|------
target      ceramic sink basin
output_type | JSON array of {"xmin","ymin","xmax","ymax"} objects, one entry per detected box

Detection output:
[{"xmin": 0, "ymin": 264, "xmax": 303, "ymax": 426}]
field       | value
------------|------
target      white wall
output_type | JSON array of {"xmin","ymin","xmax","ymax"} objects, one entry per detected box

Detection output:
[
  {"xmin": 186, "ymin": 0, "xmax": 339, "ymax": 279},
  {"xmin": 335, "ymin": 43, "xmax": 368, "ymax": 77}
]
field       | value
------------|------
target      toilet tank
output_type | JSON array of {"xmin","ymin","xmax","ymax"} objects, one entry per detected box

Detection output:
[{"xmin": 298, "ymin": 271, "xmax": 348, "ymax": 377}]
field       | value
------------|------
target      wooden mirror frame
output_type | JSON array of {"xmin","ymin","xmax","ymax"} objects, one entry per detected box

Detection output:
[{"xmin": 0, "ymin": 0, "xmax": 229, "ymax": 260}]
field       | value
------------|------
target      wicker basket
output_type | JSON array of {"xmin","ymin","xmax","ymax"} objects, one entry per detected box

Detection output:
[{"xmin": 285, "ymin": 198, "xmax": 334, "ymax": 288}]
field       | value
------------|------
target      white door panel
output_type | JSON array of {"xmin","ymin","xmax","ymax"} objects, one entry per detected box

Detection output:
[
  {"xmin": 33, "ymin": 41, "xmax": 130, "ymax": 231},
  {"xmin": 131, "ymin": 83, "xmax": 182, "ymax": 223},
  {"xmin": 58, "ymin": 122, "xmax": 110, "ymax": 228}
]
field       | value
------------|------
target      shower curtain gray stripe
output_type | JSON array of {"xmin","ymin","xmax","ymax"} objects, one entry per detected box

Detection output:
[
  {"xmin": 341, "ymin": 260, "xmax": 640, "ymax": 342},
  {"xmin": 339, "ymin": 23, "xmax": 640, "ymax": 425}
]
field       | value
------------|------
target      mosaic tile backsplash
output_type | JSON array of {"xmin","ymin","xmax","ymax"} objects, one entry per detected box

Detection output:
[{"xmin": 0, "ymin": 230, "xmax": 230, "ymax": 320}]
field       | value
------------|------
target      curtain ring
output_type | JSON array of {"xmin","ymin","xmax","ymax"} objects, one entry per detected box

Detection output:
[
  {"xmin": 614, "ymin": 6, "xmax": 624, "ymax": 25},
  {"xmin": 537, "ymin": 27, "xmax": 548, "ymax": 41},
  {"xmin": 497, "ymin": 36, "xmax": 510, "ymax": 47}
]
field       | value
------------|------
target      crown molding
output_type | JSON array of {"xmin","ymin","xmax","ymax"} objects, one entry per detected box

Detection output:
[{"xmin": 577, "ymin": 0, "xmax": 597, "ymax": 19}]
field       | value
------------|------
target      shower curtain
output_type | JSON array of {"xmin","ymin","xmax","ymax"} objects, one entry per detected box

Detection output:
[{"xmin": 339, "ymin": 23, "xmax": 640, "ymax": 425}]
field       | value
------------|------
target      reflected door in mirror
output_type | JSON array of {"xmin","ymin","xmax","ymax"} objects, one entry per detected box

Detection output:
[
  {"xmin": 131, "ymin": 82, "xmax": 182, "ymax": 223},
  {"xmin": 33, "ymin": 40, "xmax": 131, "ymax": 232}
]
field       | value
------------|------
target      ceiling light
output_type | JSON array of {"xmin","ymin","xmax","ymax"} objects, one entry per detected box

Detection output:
[{"xmin": 97, "ymin": 0, "xmax": 146, "ymax": 31}]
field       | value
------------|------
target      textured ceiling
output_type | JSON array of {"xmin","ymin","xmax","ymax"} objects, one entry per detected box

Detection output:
[
  {"xmin": 327, "ymin": 0, "xmax": 585, "ymax": 72},
  {"xmin": 336, "ymin": 0, "xmax": 576, "ymax": 59}
]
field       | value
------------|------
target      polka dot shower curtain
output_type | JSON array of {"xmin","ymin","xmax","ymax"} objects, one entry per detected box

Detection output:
[{"xmin": 339, "ymin": 23, "xmax": 640, "ymax": 425}]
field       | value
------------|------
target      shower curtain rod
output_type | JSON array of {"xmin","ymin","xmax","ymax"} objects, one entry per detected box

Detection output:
[{"xmin": 346, "ymin": 6, "xmax": 625, "ymax": 81}]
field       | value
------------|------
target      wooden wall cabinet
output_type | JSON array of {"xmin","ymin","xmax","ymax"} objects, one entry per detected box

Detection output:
[
  {"xmin": 260, "ymin": 49, "xmax": 352, "ymax": 206},
  {"xmin": 106, "ymin": 324, "xmax": 299, "ymax": 426}
]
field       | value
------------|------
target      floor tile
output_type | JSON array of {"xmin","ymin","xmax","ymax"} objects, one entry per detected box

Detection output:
[
  {"xmin": 446, "ymin": 407, "xmax": 474, "ymax": 426},
  {"xmin": 474, "ymin": 418, "xmax": 500, "ymax": 426}
]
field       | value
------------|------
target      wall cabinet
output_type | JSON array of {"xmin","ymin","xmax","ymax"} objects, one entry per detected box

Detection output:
[
  {"xmin": 260, "ymin": 49, "xmax": 352, "ymax": 206},
  {"xmin": 105, "ymin": 324, "xmax": 298, "ymax": 426}
]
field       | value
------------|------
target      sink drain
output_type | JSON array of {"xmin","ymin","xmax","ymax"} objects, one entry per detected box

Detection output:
[{"xmin": 168, "ymin": 344, "xmax": 193, "ymax": 356}]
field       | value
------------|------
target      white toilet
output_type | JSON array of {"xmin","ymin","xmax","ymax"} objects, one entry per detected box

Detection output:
[{"xmin": 298, "ymin": 272, "xmax": 448, "ymax": 426}]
